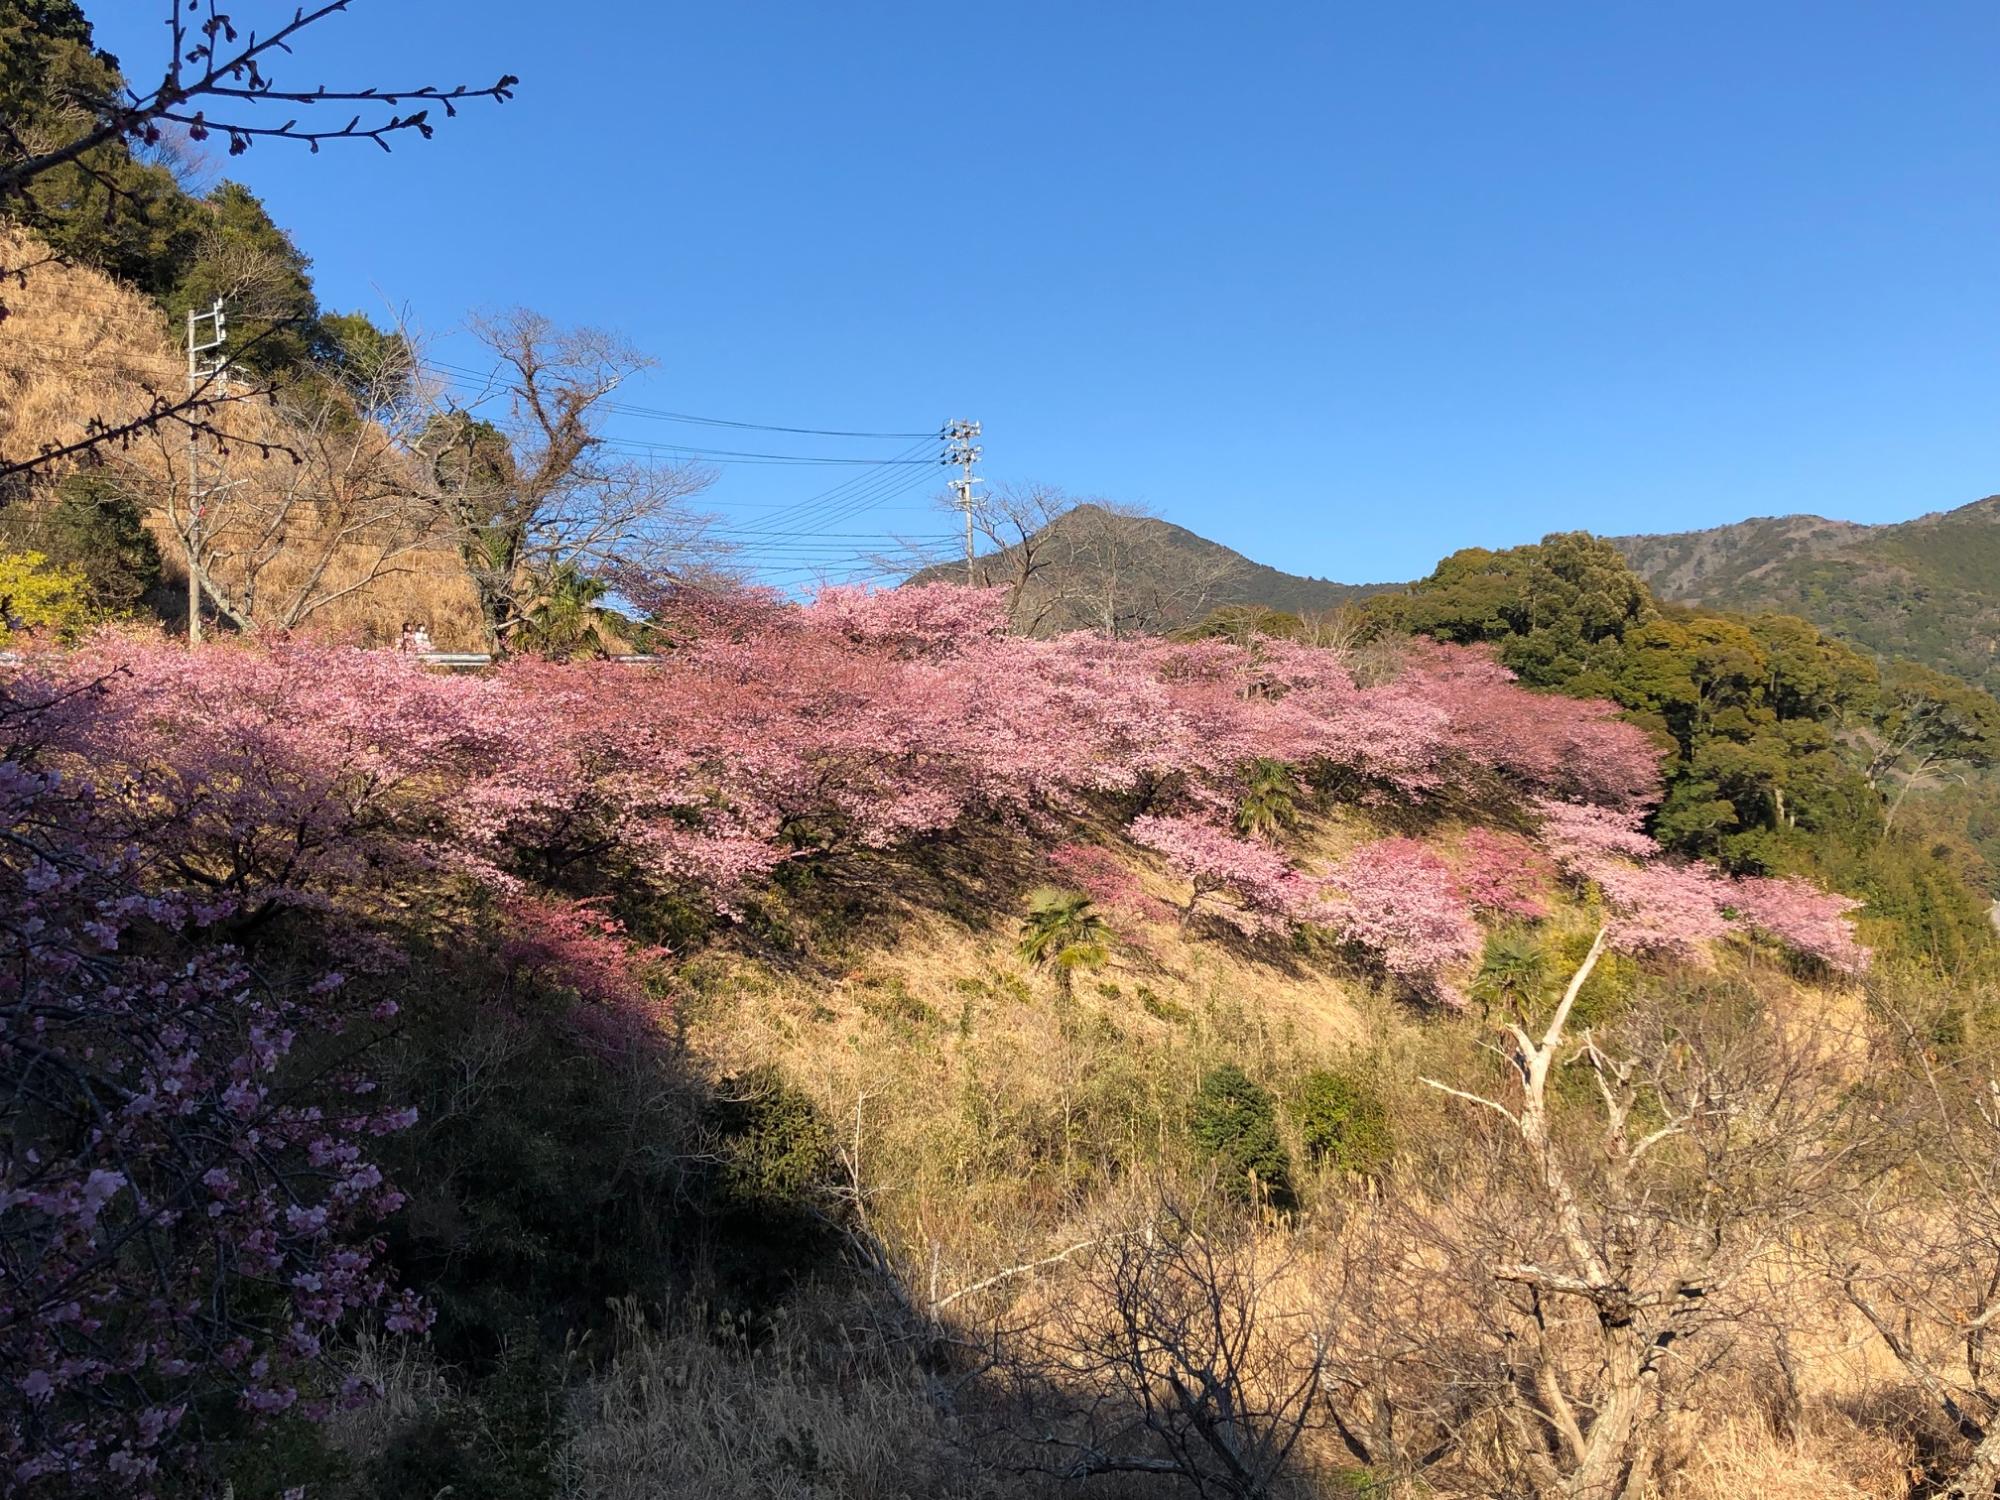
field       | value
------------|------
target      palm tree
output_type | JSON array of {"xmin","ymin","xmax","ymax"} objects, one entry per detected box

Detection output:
[
  {"xmin": 518, "ymin": 559, "xmax": 616, "ymax": 660},
  {"xmin": 1235, "ymin": 757, "xmax": 1300, "ymax": 842},
  {"xmin": 1016, "ymin": 887, "xmax": 1111, "ymax": 1003},
  {"xmin": 1472, "ymin": 928, "xmax": 1547, "ymax": 1020}
]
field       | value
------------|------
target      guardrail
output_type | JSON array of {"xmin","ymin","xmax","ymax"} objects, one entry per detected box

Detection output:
[{"xmin": 415, "ymin": 652, "xmax": 662, "ymax": 668}]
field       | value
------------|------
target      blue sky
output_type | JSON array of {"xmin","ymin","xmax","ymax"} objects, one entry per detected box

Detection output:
[{"xmin": 90, "ymin": 2, "xmax": 2000, "ymax": 585}]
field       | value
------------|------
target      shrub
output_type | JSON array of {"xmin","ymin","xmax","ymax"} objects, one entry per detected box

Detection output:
[
  {"xmin": 1190, "ymin": 1064, "xmax": 1295, "ymax": 1208},
  {"xmin": 1292, "ymin": 1068, "xmax": 1393, "ymax": 1176},
  {"xmin": 713, "ymin": 1064, "xmax": 838, "ymax": 1218},
  {"xmin": 44, "ymin": 471, "xmax": 161, "ymax": 615},
  {"xmin": 706, "ymin": 1064, "xmax": 843, "ymax": 1302},
  {"xmin": 0, "ymin": 549, "xmax": 92, "ymax": 641}
]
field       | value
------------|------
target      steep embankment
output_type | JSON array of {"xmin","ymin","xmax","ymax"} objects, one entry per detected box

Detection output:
[{"xmin": 0, "ymin": 225, "xmax": 484, "ymax": 646}]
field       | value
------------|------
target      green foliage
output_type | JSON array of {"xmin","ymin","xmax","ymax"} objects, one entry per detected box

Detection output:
[
  {"xmin": 1379, "ymin": 528, "xmax": 2000, "ymax": 965},
  {"xmin": 1291, "ymin": 1067, "xmax": 1392, "ymax": 1176},
  {"xmin": 1619, "ymin": 497, "xmax": 2000, "ymax": 698},
  {"xmin": 855, "ymin": 974, "xmax": 940, "ymax": 1028},
  {"xmin": 1235, "ymin": 757, "xmax": 1301, "ymax": 840},
  {"xmin": 1549, "ymin": 926, "xmax": 1636, "ymax": 1028},
  {"xmin": 1016, "ymin": 886, "xmax": 1111, "ymax": 1000},
  {"xmin": 1, "ymin": 2, "xmax": 204, "ymax": 298},
  {"xmin": 314, "ymin": 309, "xmax": 416, "ymax": 408},
  {"xmin": 28, "ymin": 470, "xmax": 162, "ymax": 615},
  {"xmin": 1370, "ymin": 531, "xmax": 1654, "ymax": 687},
  {"xmin": 711, "ymin": 1063, "xmax": 838, "ymax": 1223},
  {"xmin": 516, "ymin": 560, "xmax": 617, "ymax": 660},
  {"xmin": 1876, "ymin": 660, "xmax": 2000, "ymax": 779},
  {"xmin": 1471, "ymin": 927, "xmax": 1548, "ymax": 1016},
  {"xmin": 0, "ymin": 550, "xmax": 92, "ymax": 641},
  {"xmin": 1190, "ymin": 1063, "xmax": 1295, "ymax": 1208},
  {"xmin": 163, "ymin": 181, "xmax": 323, "ymax": 377},
  {"xmin": 1823, "ymin": 831, "xmax": 1998, "ymax": 973}
]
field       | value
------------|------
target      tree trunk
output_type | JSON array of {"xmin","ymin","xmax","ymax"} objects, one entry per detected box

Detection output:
[
  {"xmin": 1947, "ymin": 1432, "xmax": 2000, "ymax": 1500},
  {"xmin": 1562, "ymin": 1324, "xmax": 1647, "ymax": 1500}
]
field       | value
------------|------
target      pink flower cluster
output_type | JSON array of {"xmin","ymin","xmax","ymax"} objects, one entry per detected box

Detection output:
[
  {"xmin": 1046, "ymin": 843, "xmax": 1174, "ymax": 932},
  {"xmin": 1129, "ymin": 814, "xmax": 1325, "ymax": 934},
  {"xmin": 501, "ymin": 896, "xmax": 674, "ymax": 1053},
  {"xmin": 1535, "ymin": 798, "xmax": 1870, "ymax": 973},
  {"xmin": 1322, "ymin": 838, "xmax": 1484, "ymax": 1007},
  {"xmin": 1, "ymin": 681, "xmax": 423, "ymax": 1496}
]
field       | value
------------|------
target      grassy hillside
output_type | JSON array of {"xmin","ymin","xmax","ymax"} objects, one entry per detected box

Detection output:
[
  {"xmin": 0, "ymin": 224, "xmax": 487, "ymax": 647},
  {"xmin": 1613, "ymin": 496, "xmax": 2000, "ymax": 695}
]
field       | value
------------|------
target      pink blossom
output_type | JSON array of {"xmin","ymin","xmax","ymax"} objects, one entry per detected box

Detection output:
[
  {"xmin": 1727, "ymin": 876, "xmax": 1870, "ymax": 975},
  {"xmin": 1324, "ymin": 839, "xmax": 1483, "ymax": 1006},
  {"xmin": 1129, "ymin": 814, "xmax": 1323, "ymax": 933}
]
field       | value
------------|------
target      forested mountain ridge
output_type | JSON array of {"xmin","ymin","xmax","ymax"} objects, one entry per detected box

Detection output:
[
  {"xmin": 927, "ymin": 493, "xmax": 2000, "ymax": 699},
  {"xmin": 1611, "ymin": 495, "xmax": 2000, "ymax": 695},
  {"xmin": 907, "ymin": 500, "xmax": 1398, "ymax": 636}
]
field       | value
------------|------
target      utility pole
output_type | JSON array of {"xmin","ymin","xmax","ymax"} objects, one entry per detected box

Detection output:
[
  {"xmin": 184, "ymin": 298, "xmax": 228, "ymax": 645},
  {"xmin": 943, "ymin": 418, "xmax": 982, "ymax": 585}
]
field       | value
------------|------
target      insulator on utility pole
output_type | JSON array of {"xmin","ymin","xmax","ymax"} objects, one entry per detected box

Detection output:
[
  {"xmin": 942, "ymin": 418, "xmax": 983, "ymax": 586},
  {"xmin": 184, "ymin": 298, "xmax": 228, "ymax": 646}
]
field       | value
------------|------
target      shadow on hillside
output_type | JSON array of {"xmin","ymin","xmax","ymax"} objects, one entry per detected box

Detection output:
[{"xmin": 764, "ymin": 819, "xmax": 1051, "ymax": 955}]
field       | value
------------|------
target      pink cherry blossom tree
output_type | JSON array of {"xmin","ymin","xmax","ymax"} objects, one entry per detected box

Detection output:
[
  {"xmin": 2, "ymin": 671, "xmax": 422, "ymax": 1496},
  {"xmin": 1128, "ymin": 814, "xmax": 1323, "ymax": 934},
  {"xmin": 1323, "ymin": 838, "xmax": 1484, "ymax": 1007}
]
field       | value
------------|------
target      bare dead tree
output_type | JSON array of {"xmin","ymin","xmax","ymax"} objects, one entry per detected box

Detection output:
[
  {"xmin": 420, "ymin": 310, "xmax": 718, "ymax": 653},
  {"xmin": 1827, "ymin": 1007, "xmax": 2000, "ymax": 1498},
  {"xmin": 1, "ymin": 1, "xmax": 514, "ymax": 479},
  {"xmin": 952, "ymin": 482, "xmax": 1080, "ymax": 633},
  {"xmin": 146, "ymin": 329, "xmax": 440, "ymax": 633},
  {"xmin": 1407, "ymin": 933, "xmax": 1865, "ymax": 1499},
  {"xmin": 988, "ymin": 1194, "xmax": 1323, "ymax": 1499},
  {"xmin": 1292, "ymin": 604, "xmax": 1377, "ymax": 654},
  {"xmin": 1306, "ymin": 1205, "xmax": 1476, "ymax": 1492}
]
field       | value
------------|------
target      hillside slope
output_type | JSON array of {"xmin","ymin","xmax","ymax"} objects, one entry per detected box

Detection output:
[
  {"xmin": 0, "ymin": 223, "xmax": 485, "ymax": 647},
  {"xmin": 909, "ymin": 503, "xmax": 1397, "ymax": 634},
  {"xmin": 1612, "ymin": 496, "xmax": 2000, "ymax": 693}
]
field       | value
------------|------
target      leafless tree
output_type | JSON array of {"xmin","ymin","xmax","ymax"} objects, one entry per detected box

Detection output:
[
  {"xmin": 988, "ymin": 1194, "xmax": 1323, "ymax": 1499},
  {"xmin": 1827, "ymin": 1006, "xmax": 2000, "ymax": 1498},
  {"xmin": 0, "ymin": 1, "xmax": 514, "ymax": 480},
  {"xmin": 1403, "ymin": 933, "xmax": 1867, "ymax": 1499},
  {"xmin": 1044, "ymin": 501, "xmax": 1247, "ymax": 639},
  {"xmin": 956, "ymin": 482, "xmax": 1081, "ymax": 632},
  {"xmin": 420, "ymin": 310, "xmax": 718, "ymax": 653},
  {"xmin": 0, "ymin": 2, "xmax": 514, "ymax": 202},
  {"xmin": 147, "ymin": 329, "xmax": 440, "ymax": 633}
]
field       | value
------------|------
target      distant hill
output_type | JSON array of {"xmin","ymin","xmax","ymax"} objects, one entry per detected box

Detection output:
[
  {"xmin": 910, "ymin": 493, "xmax": 2000, "ymax": 688},
  {"xmin": 1611, "ymin": 496, "xmax": 2000, "ymax": 694},
  {"xmin": 908, "ymin": 503, "xmax": 1398, "ymax": 635}
]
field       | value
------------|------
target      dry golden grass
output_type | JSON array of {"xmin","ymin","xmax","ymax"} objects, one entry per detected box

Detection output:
[
  {"xmin": 681, "ymin": 878, "xmax": 1375, "ymax": 1282},
  {"xmin": 1667, "ymin": 1410, "xmax": 1914, "ymax": 1500},
  {"xmin": 556, "ymin": 1299, "xmax": 1094, "ymax": 1500},
  {"xmin": 0, "ymin": 224, "xmax": 183, "ymax": 465},
  {"xmin": 1, "ymin": 224, "xmax": 487, "ymax": 647}
]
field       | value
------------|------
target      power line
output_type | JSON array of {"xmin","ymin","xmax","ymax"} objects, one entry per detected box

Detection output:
[{"xmin": 417, "ymin": 358, "xmax": 937, "ymax": 440}]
